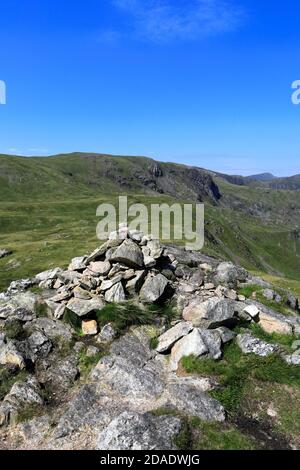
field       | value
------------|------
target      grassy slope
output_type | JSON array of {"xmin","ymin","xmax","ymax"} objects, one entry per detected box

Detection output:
[{"xmin": 0, "ymin": 153, "xmax": 299, "ymax": 293}]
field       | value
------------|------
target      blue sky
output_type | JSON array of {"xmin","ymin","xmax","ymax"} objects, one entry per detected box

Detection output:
[{"xmin": 0, "ymin": 0, "xmax": 299, "ymax": 176}]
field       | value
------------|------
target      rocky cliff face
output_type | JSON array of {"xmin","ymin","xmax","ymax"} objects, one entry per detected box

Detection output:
[{"xmin": 0, "ymin": 227, "xmax": 299, "ymax": 450}]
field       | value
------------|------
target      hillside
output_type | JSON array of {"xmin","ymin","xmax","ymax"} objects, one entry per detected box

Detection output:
[{"xmin": 0, "ymin": 153, "xmax": 299, "ymax": 291}]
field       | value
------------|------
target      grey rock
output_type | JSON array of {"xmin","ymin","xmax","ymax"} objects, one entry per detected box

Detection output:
[
  {"xmin": 126, "ymin": 270, "xmax": 147, "ymax": 294},
  {"xmin": 67, "ymin": 297, "xmax": 104, "ymax": 317},
  {"xmin": 168, "ymin": 383, "xmax": 225, "ymax": 422},
  {"xmin": 213, "ymin": 262, "xmax": 248, "ymax": 288},
  {"xmin": 216, "ymin": 327, "xmax": 236, "ymax": 344},
  {"xmin": 36, "ymin": 268, "xmax": 62, "ymax": 282},
  {"xmin": 262, "ymin": 289, "xmax": 275, "ymax": 301},
  {"xmin": 105, "ymin": 282, "xmax": 126, "ymax": 303},
  {"xmin": 139, "ymin": 274, "xmax": 169, "ymax": 303},
  {"xmin": 100, "ymin": 274, "xmax": 123, "ymax": 292},
  {"xmin": 97, "ymin": 323, "xmax": 117, "ymax": 344},
  {"xmin": 36, "ymin": 354, "xmax": 78, "ymax": 392},
  {"xmin": 110, "ymin": 239, "xmax": 144, "ymax": 268},
  {"xmin": 237, "ymin": 333, "xmax": 278, "ymax": 357},
  {"xmin": 97, "ymin": 411, "xmax": 182, "ymax": 450},
  {"xmin": 91, "ymin": 331, "xmax": 165, "ymax": 399},
  {"xmin": 86, "ymin": 346, "xmax": 100, "ymax": 357},
  {"xmin": 183, "ymin": 298, "xmax": 237, "ymax": 329},
  {"xmin": 200, "ymin": 329, "xmax": 222, "ymax": 360},
  {"xmin": 26, "ymin": 317, "xmax": 74, "ymax": 343},
  {"xmin": 156, "ymin": 321, "xmax": 193, "ymax": 353},
  {"xmin": 89, "ymin": 260, "xmax": 111, "ymax": 276},
  {"xmin": 170, "ymin": 329, "xmax": 208, "ymax": 371},
  {"xmin": 68, "ymin": 256, "xmax": 87, "ymax": 271},
  {"xmin": 0, "ymin": 341, "xmax": 26, "ymax": 369}
]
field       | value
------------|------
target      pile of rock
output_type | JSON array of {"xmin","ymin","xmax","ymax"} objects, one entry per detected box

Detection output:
[{"xmin": 1, "ymin": 227, "xmax": 300, "ymax": 449}]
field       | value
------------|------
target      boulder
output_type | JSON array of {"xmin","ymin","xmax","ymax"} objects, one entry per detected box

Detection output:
[
  {"xmin": 213, "ymin": 262, "xmax": 248, "ymax": 288},
  {"xmin": 168, "ymin": 383, "xmax": 225, "ymax": 422},
  {"xmin": 126, "ymin": 270, "xmax": 147, "ymax": 294},
  {"xmin": 97, "ymin": 323, "xmax": 117, "ymax": 344},
  {"xmin": 97, "ymin": 411, "xmax": 182, "ymax": 450},
  {"xmin": 156, "ymin": 322, "xmax": 193, "ymax": 353},
  {"xmin": 105, "ymin": 282, "xmax": 126, "ymax": 303},
  {"xmin": 35, "ymin": 268, "xmax": 62, "ymax": 283},
  {"xmin": 67, "ymin": 297, "xmax": 104, "ymax": 317},
  {"xmin": 110, "ymin": 239, "xmax": 144, "ymax": 268},
  {"xmin": 216, "ymin": 326, "xmax": 236, "ymax": 344},
  {"xmin": 200, "ymin": 329, "xmax": 222, "ymax": 360},
  {"xmin": 68, "ymin": 256, "xmax": 87, "ymax": 272},
  {"xmin": 170, "ymin": 329, "xmax": 208, "ymax": 371},
  {"xmin": 89, "ymin": 261, "xmax": 111, "ymax": 276},
  {"xmin": 73, "ymin": 286, "xmax": 92, "ymax": 300},
  {"xmin": 243, "ymin": 304, "xmax": 259, "ymax": 319},
  {"xmin": 0, "ymin": 341, "xmax": 25, "ymax": 369},
  {"xmin": 236, "ymin": 333, "xmax": 278, "ymax": 357},
  {"xmin": 139, "ymin": 274, "xmax": 169, "ymax": 303},
  {"xmin": 183, "ymin": 298, "xmax": 237, "ymax": 329}
]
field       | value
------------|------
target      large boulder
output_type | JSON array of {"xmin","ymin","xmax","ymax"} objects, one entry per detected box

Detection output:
[
  {"xmin": 170, "ymin": 329, "xmax": 208, "ymax": 371},
  {"xmin": 183, "ymin": 298, "xmax": 237, "ymax": 329},
  {"xmin": 97, "ymin": 411, "xmax": 182, "ymax": 450},
  {"xmin": 110, "ymin": 239, "xmax": 144, "ymax": 268},
  {"xmin": 67, "ymin": 297, "xmax": 104, "ymax": 317},
  {"xmin": 156, "ymin": 322, "xmax": 193, "ymax": 353},
  {"xmin": 139, "ymin": 274, "xmax": 169, "ymax": 303}
]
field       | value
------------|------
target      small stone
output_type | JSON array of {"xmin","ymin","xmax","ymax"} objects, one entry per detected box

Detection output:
[
  {"xmin": 204, "ymin": 283, "xmax": 215, "ymax": 290},
  {"xmin": 139, "ymin": 274, "xmax": 169, "ymax": 303},
  {"xmin": 86, "ymin": 346, "xmax": 100, "ymax": 357},
  {"xmin": 82, "ymin": 320, "xmax": 98, "ymax": 336},
  {"xmin": 243, "ymin": 304, "xmax": 260, "ymax": 319},
  {"xmin": 97, "ymin": 323, "xmax": 116, "ymax": 344},
  {"xmin": 73, "ymin": 286, "xmax": 92, "ymax": 300}
]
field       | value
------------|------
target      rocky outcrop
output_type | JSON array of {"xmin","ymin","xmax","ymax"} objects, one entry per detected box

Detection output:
[
  {"xmin": 0, "ymin": 226, "xmax": 299, "ymax": 450},
  {"xmin": 97, "ymin": 411, "xmax": 181, "ymax": 450}
]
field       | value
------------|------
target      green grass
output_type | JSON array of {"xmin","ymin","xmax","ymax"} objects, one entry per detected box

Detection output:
[
  {"xmin": 182, "ymin": 342, "xmax": 300, "ymax": 415},
  {"xmin": 78, "ymin": 350, "xmax": 107, "ymax": 378},
  {"xmin": 0, "ymin": 367, "xmax": 27, "ymax": 401},
  {"xmin": 0, "ymin": 153, "xmax": 300, "ymax": 292},
  {"xmin": 95, "ymin": 301, "xmax": 177, "ymax": 335},
  {"xmin": 238, "ymin": 283, "xmax": 296, "ymax": 316},
  {"xmin": 4, "ymin": 319, "xmax": 27, "ymax": 340}
]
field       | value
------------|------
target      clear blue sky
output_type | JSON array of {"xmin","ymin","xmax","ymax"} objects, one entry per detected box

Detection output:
[{"xmin": 0, "ymin": 0, "xmax": 299, "ymax": 176}]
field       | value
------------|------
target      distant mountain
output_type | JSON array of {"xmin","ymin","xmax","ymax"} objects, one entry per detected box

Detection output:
[
  {"xmin": 0, "ymin": 152, "xmax": 300, "ymax": 285},
  {"xmin": 247, "ymin": 173, "xmax": 276, "ymax": 182}
]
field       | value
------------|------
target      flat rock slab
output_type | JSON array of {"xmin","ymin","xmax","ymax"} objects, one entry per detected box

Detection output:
[
  {"xmin": 97, "ymin": 411, "xmax": 182, "ymax": 450},
  {"xmin": 168, "ymin": 383, "xmax": 225, "ymax": 422}
]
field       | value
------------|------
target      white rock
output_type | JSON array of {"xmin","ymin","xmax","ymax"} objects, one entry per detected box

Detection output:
[{"xmin": 170, "ymin": 329, "xmax": 208, "ymax": 371}]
